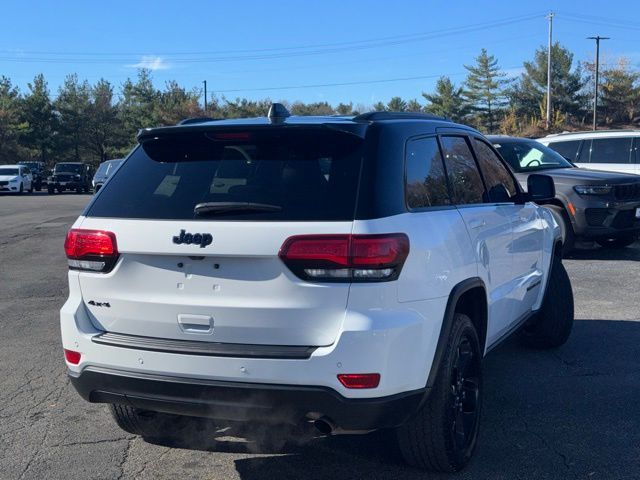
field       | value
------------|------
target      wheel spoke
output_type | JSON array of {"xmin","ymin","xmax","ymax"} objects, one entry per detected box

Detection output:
[{"xmin": 454, "ymin": 407, "xmax": 466, "ymax": 447}]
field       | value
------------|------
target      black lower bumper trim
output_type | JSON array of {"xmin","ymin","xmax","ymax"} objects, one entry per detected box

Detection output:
[{"xmin": 69, "ymin": 367, "xmax": 426, "ymax": 431}]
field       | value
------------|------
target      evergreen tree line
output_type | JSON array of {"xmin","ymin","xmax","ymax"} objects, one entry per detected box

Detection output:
[{"xmin": 2, "ymin": 42, "xmax": 640, "ymax": 167}]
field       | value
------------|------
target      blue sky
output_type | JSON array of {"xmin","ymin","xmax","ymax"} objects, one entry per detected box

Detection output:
[{"xmin": 2, "ymin": 0, "xmax": 640, "ymax": 107}]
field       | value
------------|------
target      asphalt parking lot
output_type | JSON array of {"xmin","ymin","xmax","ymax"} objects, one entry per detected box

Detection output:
[{"xmin": 1, "ymin": 193, "xmax": 639, "ymax": 480}]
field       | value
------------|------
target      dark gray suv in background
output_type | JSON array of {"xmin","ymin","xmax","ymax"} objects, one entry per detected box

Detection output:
[{"xmin": 488, "ymin": 136, "xmax": 640, "ymax": 253}]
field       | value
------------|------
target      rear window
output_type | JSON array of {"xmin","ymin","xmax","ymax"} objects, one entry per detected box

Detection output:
[
  {"xmin": 87, "ymin": 128, "xmax": 363, "ymax": 221},
  {"xmin": 584, "ymin": 137, "xmax": 633, "ymax": 164}
]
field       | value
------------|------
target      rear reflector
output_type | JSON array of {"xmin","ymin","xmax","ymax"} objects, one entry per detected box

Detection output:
[
  {"xmin": 64, "ymin": 349, "xmax": 81, "ymax": 365},
  {"xmin": 279, "ymin": 234, "xmax": 409, "ymax": 282},
  {"xmin": 64, "ymin": 229, "xmax": 118, "ymax": 272},
  {"xmin": 338, "ymin": 373, "xmax": 381, "ymax": 389}
]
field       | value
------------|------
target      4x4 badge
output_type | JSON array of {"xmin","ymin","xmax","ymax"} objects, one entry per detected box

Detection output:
[{"xmin": 173, "ymin": 229, "xmax": 213, "ymax": 248}]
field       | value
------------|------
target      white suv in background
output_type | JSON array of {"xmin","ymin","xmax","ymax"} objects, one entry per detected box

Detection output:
[
  {"xmin": 61, "ymin": 106, "xmax": 573, "ymax": 472},
  {"xmin": 538, "ymin": 130, "xmax": 640, "ymax": 175},
  {"xmin": 0, "ymin": 164, "xmax": 33, "ymax": 194}
]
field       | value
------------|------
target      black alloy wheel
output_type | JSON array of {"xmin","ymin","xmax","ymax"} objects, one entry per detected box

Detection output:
[{"xmin": 450, "ymin": 335, "xmax": 481, "ymax": 456}]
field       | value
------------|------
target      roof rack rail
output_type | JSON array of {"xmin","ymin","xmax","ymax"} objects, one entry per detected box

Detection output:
[
  {"xmin": 177, "ymin": 117, "xmax": 217, "ymax": 126},
  {"xmin": 545, "ymin": 128, "xmax": 640, "ymax": 137},
  {"xmin": 353, "ymin": 111, "xmax": 449, "ymax": 122}
]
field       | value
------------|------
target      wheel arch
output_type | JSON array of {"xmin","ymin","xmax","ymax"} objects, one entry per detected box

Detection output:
[{"xmin": 425, "ymin": 277, "xmax": 488, "ymax": 391}]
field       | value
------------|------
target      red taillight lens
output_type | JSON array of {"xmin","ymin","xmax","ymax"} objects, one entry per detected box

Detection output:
[
  {"xmin": 64, "ymin": 349, "xmax": 81, "ymax": 365},
  {"xmin": 279, "ymin": 234, "xmax": 409, "ymax": 282},
  {"xmin": 337, "ymin": 373, "xmax": 381, "ymax": 389},
  {"xmin": 64, "ymin": 229, "xmax": 118, "ymax": 272}
]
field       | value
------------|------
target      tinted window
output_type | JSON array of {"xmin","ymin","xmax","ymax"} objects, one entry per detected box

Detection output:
[
  {"xmin": 88, "ymin": 129, "xmax": 363, "ymax": 221},
  {"xmin": 440, "ymin": 136, "xmax": 485, "ymax": 205},
  {"xmin": 472, "ymin": 139, "xmax": 517, "ymax": 202},
  {"xmin": 0, "ymin": 168, "xmax": 19, "ymax": 175},
  {"xmin": 55, "ymin": 163, "xmax": 83, "ymax": 174},
  {"xmin": 587, "ymin": 138, "xmax": 633, "ymax": 164},
  {"xmin": 547, "ymin": 140, "xmax": 581, "ymax": 161},
  {"xmin": 405, "ymin": 137, "xmax": 450, "ymax": 209}
]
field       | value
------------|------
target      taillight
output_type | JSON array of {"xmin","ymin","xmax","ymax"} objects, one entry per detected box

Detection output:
[
  {"xmin": 64, "ymin": 229, "xmax": 118, "ymax": 272},
  {"xmin": 337, "ymin": 373, "xmax": 381, "ymax": 389},
  {"xmin": 279, "ymin": 233, "xmax": 409, "ymax": 282},
  {"xmin": 64, "ymin": 348, "xmax": 81, "ymax": 365}
]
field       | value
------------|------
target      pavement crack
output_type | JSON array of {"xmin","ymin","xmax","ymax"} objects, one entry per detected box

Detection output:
[
  {"xmin": 117, "ymin": 437, "xmax": 135, "ymax": 480},
  {"xmin": 522, "ymin": 419, "xmax": 571, "ymax": 471}
]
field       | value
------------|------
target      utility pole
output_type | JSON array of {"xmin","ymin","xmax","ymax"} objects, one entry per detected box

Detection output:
[
  {"xmin": 587, "ymin": 36, "xmax": 610, "ymax": 130},
  {"xmin": 546, "ymin": 12, "xmax": 554, "ymax": 130},
  {"xmin": 203, "ymin": 80, "xmax": 208, "ymax": 113}
]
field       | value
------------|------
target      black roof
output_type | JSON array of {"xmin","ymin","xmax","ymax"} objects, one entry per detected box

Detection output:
[{"xmin": 138, "ymin": 104, "xmax": 474, "ymax": 142}]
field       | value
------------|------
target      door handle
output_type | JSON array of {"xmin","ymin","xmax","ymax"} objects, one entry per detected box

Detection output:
[{"xmin": 468, "ymin": 218, "xmax": 486, "ymax": 230}]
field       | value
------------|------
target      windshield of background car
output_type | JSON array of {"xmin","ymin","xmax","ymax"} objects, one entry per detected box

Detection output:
[
  {"xmin": 0, "ymin": 168, "xmax": 19, "ymax": 175},
  {"xmin": 55, "ymin": 164, "xmax": 83, "ymax": 174},
  {"xmin": 493, "ymin": 140, "xmax": 573, "ymax": 172},
  {"xmin": 87, "ymin": 128, "xmax": 363, "ymax": 221},
  {"xmin": 20, "ymin": 162, "xmax": 39, "ymax": 169}
]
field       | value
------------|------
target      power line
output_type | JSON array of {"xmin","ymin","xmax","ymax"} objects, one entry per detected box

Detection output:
[{"xmin": 0, "ymin": 13, "xmax": 546, "ymax": 65}]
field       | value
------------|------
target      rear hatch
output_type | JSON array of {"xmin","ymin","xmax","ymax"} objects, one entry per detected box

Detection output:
[{"xmin": 75, "ymin": 126, "xmax": 363, "ymax": 347}]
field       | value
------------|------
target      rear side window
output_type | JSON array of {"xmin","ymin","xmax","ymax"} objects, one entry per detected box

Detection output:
[
  {"xmin": 405, "ymin": 136, "xmax": 450, "ymax": 209},
  {"xmin": 585, "ymin": 138, "xmax": 633, "ymax": 164},
  {"xmin": 547, "ymin": 140, "xmax": 581, "ymax": 161},
  {"xmin": 439, "ymin": 136, "xmax": 485, "ymax": 205},
  {"xmin": 87, "ymin": 129, "xmax": 363, "ymax": 221},
  {"xmin": 471, "ymin": 138, "xmax": 517, "ymax": 202}
]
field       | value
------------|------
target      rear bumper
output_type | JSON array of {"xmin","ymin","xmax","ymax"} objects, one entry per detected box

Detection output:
[{"xmin": 69, "ymin": 367, "xmax": 425, "ymax": 431}]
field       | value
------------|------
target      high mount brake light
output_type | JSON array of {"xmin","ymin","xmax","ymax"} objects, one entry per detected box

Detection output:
[
  {"xmin": 279, "ymin": 233, "xmax": 409, "ymax": 282},
  {"xmin": 64, "ymin": 229, "xmax": 119, "ymax": 272}
]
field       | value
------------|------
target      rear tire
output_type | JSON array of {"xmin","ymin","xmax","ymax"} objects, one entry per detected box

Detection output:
[
  {"xmin": 596, "ymin": 234, "xmax": 637, "ymax": 249},
  {"xmin": 520, "ymin": 255, "xmax": 574, "ymax": 349},
  {"xmin": 546, "ymin": 205, "xmax": 574, "ymax": 256},
  {"xmin": 395, "ymin": 313, "xmax": 482, "ymax": 472}
]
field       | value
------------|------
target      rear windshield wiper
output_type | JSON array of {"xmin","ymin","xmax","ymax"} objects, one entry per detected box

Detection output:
[{"xmin": 194, "ymin": 202, "xmax": 282, "ymax": 216}]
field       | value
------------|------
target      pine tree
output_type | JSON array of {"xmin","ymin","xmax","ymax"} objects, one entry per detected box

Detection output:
[
  {"xmin": 464, "ymin": 49, "xmax": 508, "ymax": 133},
  {"xmin": 0, "ymin": 76, "xmax": 24, "ymax": 163},
  {"xmin": 509, "ymin": 42, "xmax": 586, "ymax": 124},
  {"xmin": 56, "ymin": 74, "xmax": 91, "ymax": 161},
  {"xmin": 387, "ymin": 96, "xmax": 408, "ymax": 112},
  {"xmin": 599, "ymin": 58, "xmax": 640, "ymax": 124},
  {"xmin": 21, "ymin": 74, "xmax": 58, "ymax": 165},
  {"xmin": 423, "ymin": 76, "xmax": 469, "ymax": 122}
]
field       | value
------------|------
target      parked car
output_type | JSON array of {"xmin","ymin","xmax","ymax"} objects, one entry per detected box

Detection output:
[
  {"xmin": 537, "ymin": 130, "xmax": 640, "ymax": 175},
  {"xmin": 0, "ymin": 164, "xmax": 33, "ymax": 194},
  {"xmin": 489, "ymin": 135, "xmax": 640, "ymax": 252},
  {"xmin": 18, "ymin": 161, "xmax": 46, "ymax": 190},
  {"xmin": 92, "ymin": 159, "xmax": 123, "ymax": 193},
  {"xmin": 61, "ymin": 106, "xmax": 572, "ymax": 472},
  {"xmin": 48, "ymin": 162, "xmax": 93, "ymax": 194}
]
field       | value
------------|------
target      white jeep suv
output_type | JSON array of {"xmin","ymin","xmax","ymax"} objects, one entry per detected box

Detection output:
[{"xmin": 61, "ymin": 106, "xmax": 573, "ymax": 472}]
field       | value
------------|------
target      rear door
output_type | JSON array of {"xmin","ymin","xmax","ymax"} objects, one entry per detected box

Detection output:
[
  {"xmin": 439, "ymin": 135, "xmax": 515, "ymax": 346},
  {"xmin": 78, "ymin": 127, "xmax": 363, "ymax": 347},
  {"xmin": 580, "ymin": 137, "xmax": 635, "ymax": 174},
  {"xmin": 470, "ymin": 137, "xmax": 543, "ymax": 322}
]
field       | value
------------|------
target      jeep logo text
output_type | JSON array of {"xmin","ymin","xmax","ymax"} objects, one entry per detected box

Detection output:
[{"xmin": 173, "ymin": 230, "xmax": 213, "ymax": 248}]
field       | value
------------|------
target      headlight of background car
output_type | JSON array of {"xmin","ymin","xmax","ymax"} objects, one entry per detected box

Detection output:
[
  {"xmin": 9, "ymin": 177, "xmax": 19, "ymax": 183},
  {"xmin": 573, "ymin": 185, "xmax": 612, "ymax": 195}
]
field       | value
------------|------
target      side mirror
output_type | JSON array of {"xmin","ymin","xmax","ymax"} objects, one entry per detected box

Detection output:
[{"xmin": 527, "ymin": 174, "xmax": 555, "ymax": 202}]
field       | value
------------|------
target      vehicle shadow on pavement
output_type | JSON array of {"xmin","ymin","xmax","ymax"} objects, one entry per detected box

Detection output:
[
  {"xmin": 226, "ymin": 319, "xmax": 640, "ymax": 480},
  {"xmin": 566, "ymin": 242, "xmax": 640, "ymax": 261}
]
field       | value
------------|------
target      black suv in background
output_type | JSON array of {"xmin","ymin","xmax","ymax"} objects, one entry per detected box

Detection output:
[
  {"xmin": 18, "ymin": 161, "xmax": 46, "ymax": 191},
  {"xmin": 489, "ymin": 135, "xmax": 640, "ymax": 253},
  {"xmin": 48, "ymin": 162, "xmax": 93, "ymax": 194}
]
